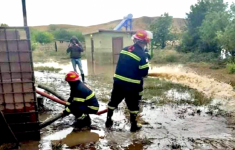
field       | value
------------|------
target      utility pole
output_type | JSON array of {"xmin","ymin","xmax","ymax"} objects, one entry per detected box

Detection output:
[{"xmin": 21, "ymin": 0, "xmax": 28, "ymax": 26}]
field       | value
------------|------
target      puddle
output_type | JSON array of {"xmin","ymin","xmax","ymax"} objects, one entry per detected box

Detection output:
[
  {"xmin": 34, "ymin": 60, "xmax": 88, "ymax": 75},
  {"xmin": 165, "ymin": 89, "xmax": 192, "ymax": 101}
]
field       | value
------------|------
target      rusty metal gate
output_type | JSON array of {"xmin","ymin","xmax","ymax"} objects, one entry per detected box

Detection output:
[
  {"xmin": 0, "ymin": 27, "xmax": 40, "ymax": 141},
  {"xmin": 112, "ymin": 37, "xmax": 123, "ymax": 64}
]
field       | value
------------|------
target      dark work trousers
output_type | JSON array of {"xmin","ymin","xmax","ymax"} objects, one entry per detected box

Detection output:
[
  {"xmin": 68, "ymin": 104, "xmax": 98, "ymax": 119},
  {"xmin": 108, "ymin": 81, "xmax": 141, "ymax": 113}
]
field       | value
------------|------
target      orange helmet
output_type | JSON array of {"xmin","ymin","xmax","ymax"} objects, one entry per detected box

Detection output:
[
  {"xmin": 65, "ymin": 71, "xmax": 80, "ymax": 81},
  {"xmin": 133, "ymin": 30, "xmax": 148, "ymax": 42}
]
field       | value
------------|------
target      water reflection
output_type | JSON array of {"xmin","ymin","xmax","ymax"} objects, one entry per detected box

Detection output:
[{"xmin": 52, "ymin": 129, "xmax": 99, "ymax": 148}]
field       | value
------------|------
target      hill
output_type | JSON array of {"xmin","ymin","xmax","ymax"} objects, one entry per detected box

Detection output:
[{"xmin": 31, "ymin": 16, "xmax": 185, "ymax": 34}]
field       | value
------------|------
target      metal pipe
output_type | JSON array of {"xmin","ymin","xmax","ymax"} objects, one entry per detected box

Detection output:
[{"xmin": 21, "ymin": 0, "xmax": 28, "ymax": 26}]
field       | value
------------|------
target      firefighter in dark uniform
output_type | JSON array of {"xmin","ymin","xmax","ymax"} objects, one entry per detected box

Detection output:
[
  {"xmin": 105, "ymin": 30, "xmax": 150, "ymax": 132},
  {"xmin": 64, "ymin": 71, "xmax": 99, "ymax": 129}
]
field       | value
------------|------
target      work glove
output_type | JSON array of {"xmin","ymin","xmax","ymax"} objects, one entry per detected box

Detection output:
[{"xmin": 63, "ymin": 107, "xmax": 71, "ymax": 116}]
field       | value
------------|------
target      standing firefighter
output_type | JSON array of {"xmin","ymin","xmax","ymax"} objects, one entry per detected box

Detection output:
[
  {"xmin": 64, "ymin": 71, "xmax": 99, "ymax": 129},
  {"xmin": 67, "ymin": 36, "xmax": 85, "ymax": 82},
  {"xmin": 105, "ymin": 30, "xmax": 150, "ymax": 132}
]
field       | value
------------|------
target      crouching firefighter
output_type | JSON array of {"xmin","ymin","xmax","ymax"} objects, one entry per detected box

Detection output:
[
  {"xmin": 105, "ymin": 30, "xmax": 150, "ymax": 132},
  {"xmin": 63, "ymin": 71, "xmax": 99, "ymax": 129}
]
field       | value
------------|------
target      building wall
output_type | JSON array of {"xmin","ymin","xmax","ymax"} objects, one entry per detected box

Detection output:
[{"xmin": 85, "ymin": 32, "xmax": 134, "ymax": 64}]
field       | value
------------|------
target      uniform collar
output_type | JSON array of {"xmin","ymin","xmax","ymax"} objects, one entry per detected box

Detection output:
[{"xmin": 134, "ymin": 43, "xmax": 144, "ymax": 51}]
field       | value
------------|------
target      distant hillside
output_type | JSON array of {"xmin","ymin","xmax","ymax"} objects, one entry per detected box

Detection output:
[{"xmin": 31, "ymin": 16, "xmax": 185, "ymax": 34}]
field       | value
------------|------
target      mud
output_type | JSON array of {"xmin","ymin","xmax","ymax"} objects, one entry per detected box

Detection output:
[{"xmin": 11, "ymin": 62, "xmax": 235, "ymax": 150}]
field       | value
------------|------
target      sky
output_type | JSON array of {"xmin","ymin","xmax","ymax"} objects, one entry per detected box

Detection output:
[{"xmin": 0, "ymin": 0, "xmax": 235, "ymax": 27}]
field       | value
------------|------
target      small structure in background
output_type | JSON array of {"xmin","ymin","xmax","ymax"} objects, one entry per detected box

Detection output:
[{"xmin": 84, "ymin": 29, "xmax": 136, "ymax": 65}]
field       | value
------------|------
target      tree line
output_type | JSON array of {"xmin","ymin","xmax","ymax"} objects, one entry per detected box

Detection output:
[
  {"xmin": 30, "ymin": 25, "xmax": 84, "ymax": 44},
  {"xmin": 150, "ymin": 0, "xmax": 235, "ymax": 60}
]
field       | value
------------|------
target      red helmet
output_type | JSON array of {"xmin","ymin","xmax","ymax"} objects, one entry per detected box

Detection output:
[
  {"xmin": 65, "ymin": 71, "xmax": 80, "ymax": 81},
  {"xmin": 133, "ymin": 30, "xmax": 148, "ymax": 42}
]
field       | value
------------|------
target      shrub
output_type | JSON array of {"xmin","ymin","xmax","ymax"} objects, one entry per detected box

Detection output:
[
  {"xmin": 226, "ymin": 63, "xmax": 235, "ymax": 74},
  {"xmin": 165, "ymin": 54, "xmax": 178, "ymax": 62},
  {"xmin": 35, "ymin": 31, "xmax": 54, "ymax": 43}
]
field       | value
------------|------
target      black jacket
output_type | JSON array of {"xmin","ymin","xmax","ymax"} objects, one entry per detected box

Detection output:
[
  {"xmin": 67, "ymin": 45, "xmax": 83, "ymax": 59},
  {"xmin": 114, "ymin": 44, "xmax": 149, "ymax": 91},
  {"xmin": 67, "ymin": 36, "xmax": 83, "ymax": 58},
  {"xmin": 68, "ymin": 81, "xmax": 99, "ymax": 108}
]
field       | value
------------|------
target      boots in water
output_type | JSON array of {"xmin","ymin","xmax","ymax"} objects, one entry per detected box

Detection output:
[
  {"xmin": 105, "ymin": 109, "xmax": 114, "ymax": 128},
  {"xmin": 73, "ymin": 114, "xmax": 91, "ymax": 129},
  {"xmin": 81, "ymin": 74, "xmax": 85, "ymax": 83},
  {"xmin": 130, "ymin": 113, "xmax": 142, "ymax": 132}
]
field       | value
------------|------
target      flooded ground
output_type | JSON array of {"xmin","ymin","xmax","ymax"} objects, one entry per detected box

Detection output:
[{"xmin": 6, "ymin": 61, "xmax": 235, "ymax": 150}]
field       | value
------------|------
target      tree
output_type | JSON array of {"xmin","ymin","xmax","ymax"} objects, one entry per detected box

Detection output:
[
  {"xmin": 150, "ymin": 13, "xmax": 173, "ymax": 49},
  {"xmin": 180, "ymin": 0, "xmax": 228, "ymax": 52},
  {"xmin": 30, "ymin": 29, "xmax": 38, "ymax": 50},
  {"xmin": 0, "ymin": 23, "xmax": 8, "ymax": 27},
  {"xmin": 53, "ymin": 29, "xmax": 84, "ymax": 42},
  {"xmin": 199, "ymin": 11, "xmax": 230, "ymax": 53},
  {"xmin": 35, "ymin": 31, "xmax": 54, "ymax": 43},
  {"xmin": 217, "ymin": 5, "xmax": 235, "ymax": 61},
  {"xmin": 48, "ymin": 24, "xmax": 57, "ymax": 32}
]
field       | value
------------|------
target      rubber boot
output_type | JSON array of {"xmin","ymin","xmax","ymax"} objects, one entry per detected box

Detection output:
[
  {"xmin": 81, "ymin": 74, "xmax": 85, "ymax": 83},
  {"xmin": 130, "ymin": 113, "xmax": 142, "ymax": 132},
  {"xmin": 105, "ymin": 109, "xmax": 114, "ymax": 128},
  {"xmin": 73, "ymin": 114, "xmax": 91, "ymax": 129}
]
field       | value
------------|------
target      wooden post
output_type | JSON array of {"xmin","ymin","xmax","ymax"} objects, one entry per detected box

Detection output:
[
  {"xmin": 55, "ymin": 41, "xmax": 58, "ymax": 52},
  {"xmin": 90, "ymin": 34, "xmax": 95, "ymax": 74}
]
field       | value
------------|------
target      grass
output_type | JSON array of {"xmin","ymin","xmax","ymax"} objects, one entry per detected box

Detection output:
[
  {"xmin": 34, "ymin": 66, "xmax": 62, "ymax": 73},
  {"xmin": 88, "ymin": 74, "xmax": 211, "ymax": 106},
  {"xmin": 143, "ymin": 78, "xmax": 212, "ymax": 106},
  {"xmin": 86, "ymin": 75, "xmax": 212, "ymax": 107},
  {"xmin": 151, "ymin": 49, "xmax": 219, "ymax": 64},
  {"xmin": 226, "ymin": 63, "xmax": 235, "ymax": 74},
  {"xmin": 32, "ymin": 43, "xmax": 86, "ymax": 64}
]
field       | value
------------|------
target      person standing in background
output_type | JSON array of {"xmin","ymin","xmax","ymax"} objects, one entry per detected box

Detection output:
[{"xmin": 67, "ymin": 36, "xmax": 85, "ymax": 82}]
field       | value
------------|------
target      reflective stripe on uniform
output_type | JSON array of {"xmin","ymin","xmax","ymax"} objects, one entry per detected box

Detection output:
[
  {"xmin": 77, "ymin": 114, "xmax": 87, "ymax": 120},
  {"xmin": 74, "ymin": 97, "xmax": 85, "ymax": 102},
  {"xmin": 66, "ymin": 102, "xmax": 71, "ymax": 105},
  {"xmin": 120, "ymin": 50, "xmax": 141, "ymax": 61},
  {"xmin": 108, "ymin": 106, "xmax": 115, "ymax": 110},
  {"xmin": 114, "ymin": 74, "xmax": 141, "ymax": 84},
  {"xmin": 73, "ymin": 92, "xmax": 95, "ymax": 102},
  {"xmin": 88, "ymin": 106, "xmax": 99, "ymax": 110},
  {"xmin": 66, "ymin": 107, "xmax": 71, "ymax": 113},
  {"xmin": 129, "ymin": 110, "xmax": 139, "ymax": 114},
  {"xmin": 86, "ymin": 92, "xmax": 95, "ymax": 100},
  {"xmin": 139, "ymin": 63, "xmax": 149, "ymax": 69}
]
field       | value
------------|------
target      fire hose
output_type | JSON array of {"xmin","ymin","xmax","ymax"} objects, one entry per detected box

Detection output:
[{"xmin": 36, "ymin": 89, "xmax": 108, "ymax": 129}]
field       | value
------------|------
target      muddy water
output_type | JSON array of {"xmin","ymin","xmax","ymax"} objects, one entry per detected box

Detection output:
[
  {"xmin": 28, "ymin": 62, "xmax": 235, "ymax": 150},
  {"xmin": 149, "ymin": 64, "xmax": 235, "ymax": 112}
]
